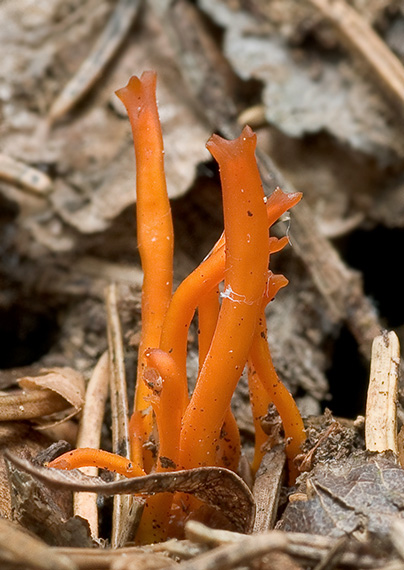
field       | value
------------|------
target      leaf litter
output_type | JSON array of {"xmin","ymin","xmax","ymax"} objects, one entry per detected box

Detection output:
[{"xmin": 2, "ymin": 0, "xmax": 404, "ymax": 569}]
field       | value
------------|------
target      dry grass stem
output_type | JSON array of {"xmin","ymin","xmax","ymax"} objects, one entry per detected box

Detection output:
[
  {"xmin": 365, "ymin": 331, "xmax": 400, "ymax": 454},
  {"xmin": 161, "ymin": 531, "xmax": 288, "ymax": 570},
  {"xmin": 307, "ymin": 0, "xmax": 404, "ymax": 113},
  {"xmin": 105, "ymin": 284, "xmax": 137, "ymax": 547},
  {"xmin": 74, "ymin": 351, "xmax": 110, "ymax": 538},
  {"xmin": 48, "ymin": 0, "xmax": 141, "ymax": 123}
]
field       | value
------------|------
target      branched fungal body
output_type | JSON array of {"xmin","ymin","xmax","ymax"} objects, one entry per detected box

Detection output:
[{"xmin": 48, "ymin": 71, "xmax": 306, "ymax": 542}]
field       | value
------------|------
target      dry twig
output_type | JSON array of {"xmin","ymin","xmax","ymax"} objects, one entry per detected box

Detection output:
[
  {"xmin": 0, "ymin": 518, "xmax": 75, "ymax": 570},
  {"xmin": 0, "ymin": 153, "xmax": 52, "ymax": 196},
  {"xmin": 73, "ymin": 351, "xmax": 110, "ymax": 538},
  {"xmin": 48, "ymin": 0, "xmax": 141, "ymax": 123},
  {"xmin": 105, "ymin": 284, "xmax": 140, "ymax": 547}
]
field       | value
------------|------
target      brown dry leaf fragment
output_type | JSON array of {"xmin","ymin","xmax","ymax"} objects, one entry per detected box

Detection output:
[
  {"xmin": 252, "ymin": 445, "xmax": 286, "ymax": 533},
  {"xmin": 17, "ymin": 367, "xmax": 85, "ymax": 427},
  {"xmin": 0, "ymin": 389, "xmax": 69, "ymax": 422},
  {"xmin": 5, "ymin": 453, "xmax": 256, "ymax": 534},
  {"xmin": 279, "ymin": 451, "xmax": 404, "ymax": 538},
  {"xmin": 5, "ymin": 453, "xmax": 93, "ymax": 548},
  {"xmin": 0, "ymin": 423, "xmax": 54, "ymax": 519}
]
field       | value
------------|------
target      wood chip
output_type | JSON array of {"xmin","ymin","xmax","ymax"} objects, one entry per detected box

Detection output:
[
  {"xmin": 0, "ymin": 153, "xmax": 53, "ymax": 196},
  {"xmin": 365, "ymin": 331, "xmax": 400, "ymax": 454},
  {"xmin": 252, "ymin": 445, "xmax": 286, "ymax": 533}
]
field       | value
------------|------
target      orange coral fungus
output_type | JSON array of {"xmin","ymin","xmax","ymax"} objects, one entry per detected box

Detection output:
[{"xmin": 48, "ymin": 72, "xmax": 306, "ymax": 542}]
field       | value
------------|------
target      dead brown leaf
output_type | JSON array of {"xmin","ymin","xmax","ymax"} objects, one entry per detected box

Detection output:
[
  {"xmin": 5, "ymin": 451, "xmax": 93, "ymax": 547},
  {"xmin": 280, "ymin": 450, "xmax": 404, "ymax": 538},
  {"xmin": 5, "ymin": 452, "xmax": 256, "ymax": 534},
  {"xmin": 17, "ymin": 367, "xmax": 85, "ymax": 426}
]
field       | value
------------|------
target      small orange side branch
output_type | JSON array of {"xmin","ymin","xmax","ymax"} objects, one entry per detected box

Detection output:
[
  {"xmin": 249, "ymin": 313, "xmax": 306, "ymax": 482},
  {"xmin": 48, "ymin": 448, "xmax": 145, "ymax": 477}
]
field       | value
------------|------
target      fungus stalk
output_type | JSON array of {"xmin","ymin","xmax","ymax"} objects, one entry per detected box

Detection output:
[{"xmin": 115, "ymin": 72, "xmax": 174, "ymax": 469}]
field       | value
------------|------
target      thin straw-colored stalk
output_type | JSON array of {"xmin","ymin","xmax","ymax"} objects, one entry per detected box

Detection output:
[
  {"xmin": 74, "ymin": 351, "xmax": 109, "ymax": 538},
  {"xmin": 106, "ymin": 284, "xmax": 138, "ymax": 548}
]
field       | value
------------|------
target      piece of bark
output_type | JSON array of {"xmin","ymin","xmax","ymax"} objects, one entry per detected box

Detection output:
[
  {"xmin": 0, "ymin": 422, "xmax": 52, "ymax": 519},
  {"xmin": 6, "ymin": 452, "xmax": 93, "ymax": 548},
  {"xmin": 252, "ymin": 445, "xmax": 286, "ymax": 533}
]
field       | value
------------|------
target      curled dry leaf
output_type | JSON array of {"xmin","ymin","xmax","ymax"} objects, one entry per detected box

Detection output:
[
  {"xmin": 5, "ymin": 453, "xmax": 256, "ymax": 534},
  {"xmin": 17, "ymin": 368, "xmax": 85, "ymax": 427}
]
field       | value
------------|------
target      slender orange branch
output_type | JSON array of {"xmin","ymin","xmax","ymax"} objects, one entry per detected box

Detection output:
[
  {"xmin": 249, "ymin": 312, "xmax": 306, "ymax": 482},
  {"xmin": 179, "ymin": 126, "xmax": 270, "ymax": 468},
  {"xmin": 115, "ymin": 72, "xmax": 174, "ymax": 463},
  {"xmin": 197, "ymin": 287, "xmax": 220, "ymax": 371},
  {"xmin": 248, "ymin": 364, "xmax": 271, "ymax": 475},
  {"xmin": 143, "ymin": 348, "xmax": 188, "ymax": 470},
  {"xmin": 159, "ymin": 189, "xmax": 301, "ymax": 396}
]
